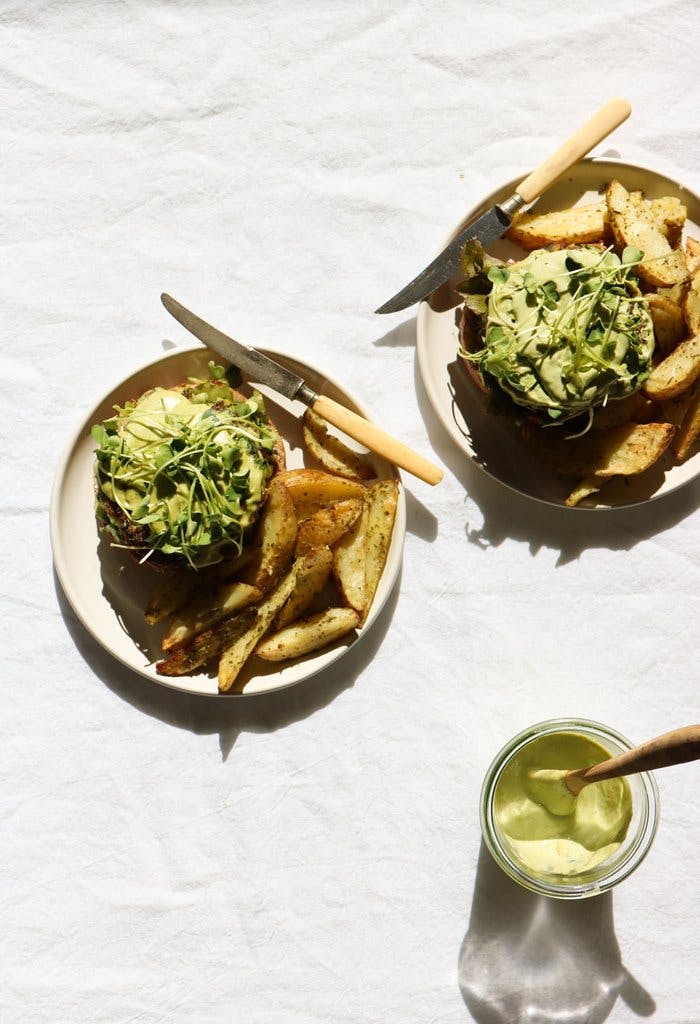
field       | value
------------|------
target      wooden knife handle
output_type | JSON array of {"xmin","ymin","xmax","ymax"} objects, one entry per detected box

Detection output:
[
  {"xmin": 515, "ymin": 97, "xmax": 631, "ymax": 205},
  {"xmin": 311, "ymin": 394, "xmax": 443, "ymax": 485}
]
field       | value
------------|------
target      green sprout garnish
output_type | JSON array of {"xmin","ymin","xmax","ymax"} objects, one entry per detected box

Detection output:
[
  {"xmin": 92, "ymin": 365, "xmax": 276, "ymax": 567},
  {"xmin": 459, "ymin": 243, "xmax": 655, "ymax": 424}
]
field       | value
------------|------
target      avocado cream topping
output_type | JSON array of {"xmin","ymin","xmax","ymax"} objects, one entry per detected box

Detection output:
[
  {"xmin": 92, "ymin": 365, "xmax": 277, "ymax": 568},
  {"xmin": 460, "ymin": 243, "xmax": 655, "ymax": 423}
]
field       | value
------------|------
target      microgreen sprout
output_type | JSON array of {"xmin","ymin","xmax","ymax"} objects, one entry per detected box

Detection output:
[
  {"xmin": 92, "ymin": 369, "xmax": 277, "ymax": 567},
  {"xmin": 459, "ymin": 243, "xmax": 655, "ymax": 424}
]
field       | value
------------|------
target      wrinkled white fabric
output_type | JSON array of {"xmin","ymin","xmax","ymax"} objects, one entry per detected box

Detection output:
[{"xmin": 3, "ymin": 2, "xmax": 700, "ymax": 1022}]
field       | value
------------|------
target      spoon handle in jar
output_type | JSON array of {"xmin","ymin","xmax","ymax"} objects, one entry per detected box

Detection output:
[{"xmin": 566, "ymin": 724, "xmax": 700, "ymax": 795}]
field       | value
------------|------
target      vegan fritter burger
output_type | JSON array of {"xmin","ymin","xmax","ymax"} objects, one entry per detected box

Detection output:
[
  {"xmin": 92, "ymin": 364, "xmax": 284, "ymax": 570},
  {"xmin": 459, "ymin": 243, "xmax": 655, "ymax": 426}
]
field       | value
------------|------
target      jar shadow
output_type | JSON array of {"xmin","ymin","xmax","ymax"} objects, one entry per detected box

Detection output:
[{"xmin": 458, "ymin": 842, "xmax": 656, "ymax": 1024}]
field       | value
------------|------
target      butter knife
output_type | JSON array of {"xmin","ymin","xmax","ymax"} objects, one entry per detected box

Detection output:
[
  {"xmin": 161, "ymin": 294, "xmax": 443, "ymax": 485},
  {"xmin": 375, "ymin": 97, "xmax": 631, "ymax": 314}
]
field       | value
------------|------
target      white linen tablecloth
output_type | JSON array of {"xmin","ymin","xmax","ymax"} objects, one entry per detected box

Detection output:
[{"xmin": 4, "ymin": 2, "xmax": 700, "ymax": 1021}]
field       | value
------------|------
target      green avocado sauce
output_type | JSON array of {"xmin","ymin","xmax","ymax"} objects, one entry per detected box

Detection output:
[
  {"xmin": 461, "ymin": 244, "xmax": 655, "ymax": 423},
  {"xmin": 493, "ymin": 731, "xmax": 632, "ymax": 878},
  {"xmin": 92, "ymin": 367, "xmax": 277, "ymax": 568}
]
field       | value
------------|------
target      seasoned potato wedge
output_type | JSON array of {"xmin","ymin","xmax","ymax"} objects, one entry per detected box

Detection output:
[
  {"xmin": 295, "ymin": 498, "xmax": 363, "ymax": 556},
  {"xmin": 646, "ymin": 293, "xmax": 687, "ymax": 356},
  {"xmin": 672, "ymin": 384, "xmax": 700, "ymax": 462},
  {"xmin": 276, "ymin": 468, "xmax": 366, "ymax": 518},
  {"xmin": 656, "ymin": 385, "xmax": 700, "ymax": 430},
  {"xmin": 686, "ymin": 237, "xmax": 700, "ymax": 274},
  {"xmin": 302, "ymin": 409, "xmax": 374, "ymax": 480},
  {"xmin": 145, "ymin": 546, "xmax": 259, "ymax": 625},
  {"xmin": 145, "ymin": 572, "xmax": 199, "ymax": 625},
  {"xmin": 522, "ymin": 421, "xmax": 675, "ymax": 479},
  {"xmin": 275, "ymin": 546, "xmax": 333, "ymax": 628},
  {"xmin": 157, "ymin": 606, "xmax": 257, "ymax": 677},
  {"xmin": 161, "ymin": 581, "xmax": 261, "ymax": 653},
  {"xmin": 644, "ymin": 334, "xmax": 700, "ymax": 400},
  {"xmin": 218, "ymin": 564, "xmax": 299, "ymax": 693},
  {"xmin": 246, "ymin": 478, "xmax": 297, "ymax": 592},
  {"xmin": 565, "ymin": 477, "xmax": 602, "ymax": 508},
  {"xmin": 333, "ymin": 501, "xmax": 369, "ymax": 614},
  {"xmin": 364, "ymin": 479, "xmax": 399, "ymax": 615},
  {"xmin": 590, "ymin": 392, "xmax": 655, "ymax": 431},
  {"xmin": 256, "ymin": 607, "xmax": 360, "ymax": 662},
  {"xmin": 606, "ymin": 180, "xmax": 687, "ymax": 288},
  {"xmin": 682, "ymin": 265, "xmax": 700, "ymax": 336},
  {"xmin": 507, "ymin": 201, "xmax": 609, "ymax": 249}
]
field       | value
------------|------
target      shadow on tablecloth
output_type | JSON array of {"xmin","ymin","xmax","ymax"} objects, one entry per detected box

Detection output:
[
  {"xmin": 54, "ymin": 564, "xmax": 401, "ymax": 761},
  {"xmin": 458, "ymin": 842, "xmax": 655, "ymax": 1024},
  {"xmin": 373, "ymin": 316, "xmax": 700, "ymax": 561}
]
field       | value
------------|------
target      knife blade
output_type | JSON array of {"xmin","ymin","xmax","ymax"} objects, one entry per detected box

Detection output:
[
  {"xmin": 375, "ymin": 97, "xmax": 631, "ymax": 314},
  {"xmin": 161, "ymin": 293, "xmax": 443, "ymax": 485}
]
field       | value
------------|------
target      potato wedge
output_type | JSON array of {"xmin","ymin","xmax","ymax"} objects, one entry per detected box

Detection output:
[
  {"xmin": 507, "ymin": 201, "xmax": 609, "ymax": 249},
  {"xmin": 522, "ymin": 421, "xmax": 675, "ymax": 479},
  {"xmin": 144, "ymin": 545, "xmax": 259, "ymax": 625},
  {"xmin": 606, "ymin": 180, "xmax": 687, "ymax": 288},
  {"xmin": 673, "ymin": 384, "xmax": 700, "ymax": 462},
  {"xmin": 364, "ymin": 479, "xmax": 399, "ymax": 615},
  {"xmin": 161, "ymin": 581, "xmax": 262, "ymax": 653},
  {"xmin": 156, "ymin": 606, "xmax": 257, "ymax": 677},
  {"xmin": 643, "ymin": 334, "xmax": 700, "ymax": 401},
  {"xmin": 275, "ymin": 546, "xmax": 333, "ymax": 628},
  {"xmin": 275, "ymin": 468, "xmax": 367, "ymax": 515},
  {"xmin": 333, "ymin": 501, "xmax": 369, "ymax": 614},
  {"xmin": 145, "ymin": 572, "xmax": 197, "ymax": 625},
  {"xmin": 245, "ymin": 478, "xmax": 297, "ymax": 592},
  {"xmin": 295, "ymin": 498, "xmax": 363, "ymax": 556},
  {"xmin": 256, "ymin": 607, "xmax": 360, "ymax": 662},
  {"xmin": 218, "ymin": 563, "xmax": 299, "ymax": 693},
  {"xmin": 302, "ymin": 409, "xmax": 375, "ymax": 480},
  {"xmin": 590, "ymin": 392, "xmax": 655, "ymax": 431},
  {"xmin": 686, "ymin": 237, "xmax": 700, "ymax": 274},
  {"xmin": 565, "ymin": 478, "xmax": 602, "ymax": 508},
  {"xmin": 646, "ymin": 293, "xmax": 687, "ymax": 356},
  {"xmin": 682, "ymin": 265, "xmax": 700, "ymax": 336},
  {"xmin": 656, "ymin": 386, "xmax": 700, "ymax": 430}
]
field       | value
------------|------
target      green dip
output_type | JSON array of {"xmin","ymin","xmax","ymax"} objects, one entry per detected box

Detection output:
[
  {"xmin": 493, "ymin": 731, "xmax": 632, "ymax": 878},
  {"xmin": 462, "ymin": 244, "xmax": 654, "ymax": 422}
]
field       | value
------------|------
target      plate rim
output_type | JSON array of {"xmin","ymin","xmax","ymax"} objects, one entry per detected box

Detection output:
[
  {"xmin": 416, "ymin": 156, "xmax": 700, "ymax": 511},
  {"xmin": 50, "ymin": 344, "xmax": 406, "ymax": 697}
]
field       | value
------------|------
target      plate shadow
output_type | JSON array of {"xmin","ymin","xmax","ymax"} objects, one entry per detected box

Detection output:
[{"xmin": 54, "ymin": 564, "xmax": 401, "ymax": 761}]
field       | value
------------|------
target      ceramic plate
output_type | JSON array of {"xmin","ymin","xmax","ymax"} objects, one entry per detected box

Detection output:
[
  {"xmin": 51, "ymin": 346, "xmax": 405, "ymax": 696},
  {"xmin": 417, "ymin": 158, "xmax": 700, "ymax": 508}
]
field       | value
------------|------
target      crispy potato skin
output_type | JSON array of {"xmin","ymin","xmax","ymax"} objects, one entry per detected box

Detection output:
[
  {"xmin": 302, "ymin": 409, "xmax": 374, "ymax": 480},
  {"xmin": 522, "ymin": 421, "xmax": 675, "ymax": 479},
  {"xmin": 507, "ymin": 201, "xmax": 609, "ymax": 249},
  {"xmin": 644, "ymin": 334, "xmax": 700, "ymax": 401},
  {"xmin": 606, "ymin": 180, "xmax": 688, "ymax": 288},
  {"xmin": 256, "ymin": 608, "xmax": 360, "ymax": 662}
]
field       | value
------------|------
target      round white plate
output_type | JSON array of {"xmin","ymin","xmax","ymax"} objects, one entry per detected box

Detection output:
[
  {"xmin": 417, "ymin": 158, "xmax": 700, "ymax": 508},
  {"xmin": 51, "ymin": 346, "xmax": 405, "ymax": 696}
]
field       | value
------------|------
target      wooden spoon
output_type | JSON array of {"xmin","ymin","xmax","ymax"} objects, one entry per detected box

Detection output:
[{"xmin": 556, "ymin": 725, "xmax": 700, "ymax": 796}]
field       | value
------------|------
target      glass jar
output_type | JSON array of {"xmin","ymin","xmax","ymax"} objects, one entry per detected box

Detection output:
[{"xmin": 480, "ymin": 718, "xmax": 660, "ymax": 899}]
